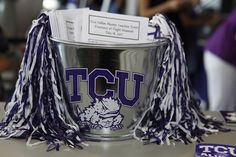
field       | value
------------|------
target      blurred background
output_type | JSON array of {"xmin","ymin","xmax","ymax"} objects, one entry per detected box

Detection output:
[{"xmin": 0, "ymin": 0, "xmax": 235, "ymax": 111}]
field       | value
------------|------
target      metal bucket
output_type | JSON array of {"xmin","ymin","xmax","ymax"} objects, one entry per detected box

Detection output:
[{"xmin": 51, "ymin": 38, "xmax": 169, "ymax": 141}]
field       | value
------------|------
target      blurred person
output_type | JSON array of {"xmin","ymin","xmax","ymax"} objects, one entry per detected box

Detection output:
[
  {"xmin": 139, "ymin": 0, "xmax": 193, "ymax": 17},
  {"xmin": 0, "ymin": 26, "xmax": 11, "ymax": 100},
  {"xmin": 139, "ymin": 0, "xmax": 219, "ymax": 54},
  {"xmin": 139, "ymin": 0, "xmax": 194, "ymax": 59},
  {"xmin": 87, "ymin": 0, "xmax": 103, "ymax": 11},
  {"xmin": 62, "ymin": 0, "xmax": 124, "ymax": 13},
  {"xmin": 139, "ymin": 0, "xmax": 190, "ymax": 32},
  {"xmin": 204, "ymin": 9, "xmax": 236, "ymax": 111},
  {"xmin": 108, "ymin": 0, "xmax": 124, "ymax": 13},
  {"xmin": 85, "ymin": 0, "xmax": 124, "ymax": 13},
  {"xmin": 0, "ymin": 26, "xmax": 11, "ymax": 71},
  {"xmin": 0, "ymin": 26, "xmax": 9, "ymax": 53},
  {"xmin": 139, "ymin": 0, "xmax": 220, "ymax": 105}
]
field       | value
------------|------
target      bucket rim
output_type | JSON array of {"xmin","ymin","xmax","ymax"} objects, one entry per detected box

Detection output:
[{"xmin": 50, "ymin": 37, "xmax": 170, "ymax": 49}]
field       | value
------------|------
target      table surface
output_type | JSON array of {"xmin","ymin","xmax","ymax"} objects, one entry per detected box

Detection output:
[{"xmin": 0, "ymin": 102, "xmax": 235, "ymax": 157}]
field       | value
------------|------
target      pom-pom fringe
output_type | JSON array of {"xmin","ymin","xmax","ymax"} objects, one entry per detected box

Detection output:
[
  {"xmin": 133, "ymin": 14, "xmax": 226, "ymax": 145},
  {"xmin": 0, "ymin": 13, "xmax": 84, "ymax": 151}
]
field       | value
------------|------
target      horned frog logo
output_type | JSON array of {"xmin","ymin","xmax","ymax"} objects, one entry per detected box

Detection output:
[{"xmin": 79, "ymin": 97, "xmax": 124, "ymax": 130}]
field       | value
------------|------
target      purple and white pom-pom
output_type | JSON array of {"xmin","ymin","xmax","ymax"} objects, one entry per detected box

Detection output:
[
  {"xmin": 0, "ymin": 13, "xmax": 85, "ymax": 151},
  {"xmin": 133, "ymin": 14, "xmax": 225, "ymax": 145}
]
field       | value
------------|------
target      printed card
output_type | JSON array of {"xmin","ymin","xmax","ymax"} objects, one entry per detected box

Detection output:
[
  {"xmin": 49, "ymin": 8, "xmax": 149, "ymax": 44},
  {"xmin": 81, "ymin": 10, "xmax": 149, "ymax": 43}
]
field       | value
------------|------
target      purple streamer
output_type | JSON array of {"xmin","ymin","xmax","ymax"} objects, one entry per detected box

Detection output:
[
  {"xmin": 133, "ymin": 14, "xmax": 226, "ymax": 145},
  {"xmin": 0, "ymin": 13, "xmax": 83, "ymax": 150}
]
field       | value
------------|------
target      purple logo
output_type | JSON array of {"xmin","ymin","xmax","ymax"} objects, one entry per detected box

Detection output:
[
  {"xmin": 65, "ymin": 68, "xmax": 144, "ymax": 130},
  {"xmin": 195, "ymin": 144, "xmax": 236, "ymax": 157},
  {"xmin": 65, "ymin": 68, "xmax": 144, "ymax": 107}
]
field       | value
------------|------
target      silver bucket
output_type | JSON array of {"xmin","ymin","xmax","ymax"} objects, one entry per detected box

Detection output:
[{"xmin": 51, "ymin": 38, "xmax": 169, "ymax": 141}]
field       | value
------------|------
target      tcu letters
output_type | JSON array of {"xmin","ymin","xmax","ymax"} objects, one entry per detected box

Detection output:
[
  {"xmin": 196, "ymin": 144, "xmax": 236, "ymax": 157},
  {"xmin": 65, "ymin": 68, "xmax": 144, "ymax": 107}
]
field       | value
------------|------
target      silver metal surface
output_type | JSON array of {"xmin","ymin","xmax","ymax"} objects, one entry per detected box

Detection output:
[{"xmin": 51, "ymin": 38, "xmax": 169, "ymax": 141}]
